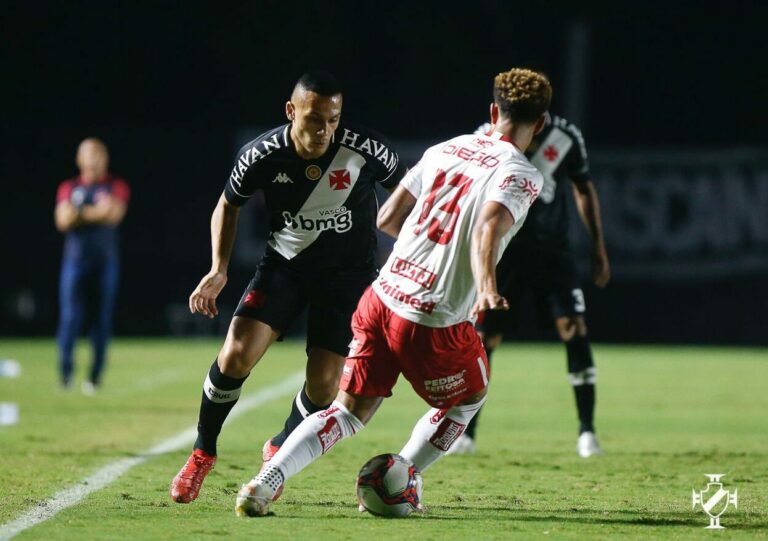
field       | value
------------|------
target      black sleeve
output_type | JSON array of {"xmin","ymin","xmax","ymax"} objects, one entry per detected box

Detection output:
[
  {"xmin": 345, "ymin": 124, "xmax": 408, "ymax": 190},
  {"xmin": 375, "ymin": 130, "xmax": 407, "ymax": 189},
  {"xmin": 223, "ymin": 143, "xmax": 264, "ymax": 206},
  {"xmin": 564, "ymin": 122, "xmax": 591, "ymax": 184},
  {"xmin": 378, "ymin": 146, "xmax": 408, "ymax": 190}
]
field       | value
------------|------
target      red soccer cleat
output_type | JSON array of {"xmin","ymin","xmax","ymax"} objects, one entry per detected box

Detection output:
[
  {"xmin": 170, "ymin": 449, "xmax": 217, "ymax": 503},
  {"xmin": 261, "ymin": 439, "xmax": 280, "ymax": 463}
]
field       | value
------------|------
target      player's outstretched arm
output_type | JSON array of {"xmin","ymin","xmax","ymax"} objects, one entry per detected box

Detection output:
[
  {"xmin": 189, "ymin": 193, "xmax": 240, "ymax": 318},
  {"xmin": 469, "ymin": 202, "xmax": 515, "ymax": 317},
  {"xmin": 376, "ymin": 184, "xmax": 417, "ymax": 238},
  {"xmin": 571, "ymin": 180, "xmax": 610, "ymax": 287}
]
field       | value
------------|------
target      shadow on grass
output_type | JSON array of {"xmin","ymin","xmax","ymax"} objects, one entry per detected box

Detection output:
[{"xmin": 270, "ymin": 502, "xmax": 766, "ymax": 530}]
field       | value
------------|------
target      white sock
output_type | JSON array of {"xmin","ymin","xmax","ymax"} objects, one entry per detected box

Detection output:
[
  {"xmin": 263, "ymin": 400, "xmax": 364, "ymax": 481},
  {"xmin": 399, "ymin": 397, "xmax": 486, "ymax": 472}
]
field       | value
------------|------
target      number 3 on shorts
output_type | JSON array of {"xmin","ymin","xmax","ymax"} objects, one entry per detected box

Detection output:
[{"xmin": 572, "ymin": 288, "xmax": 586, "ymax": 313}]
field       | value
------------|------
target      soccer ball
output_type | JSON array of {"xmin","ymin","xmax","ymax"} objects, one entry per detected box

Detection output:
[{"xmin": 356, "ymin": 453, "xmax": 422, "ymax": 517}]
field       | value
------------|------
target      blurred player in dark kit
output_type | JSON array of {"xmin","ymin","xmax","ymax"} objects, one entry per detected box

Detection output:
[
  {"xmin": 170, "ymin": 71, "xmax": 406, "ymax": 503},
  {"xmin": 54, "ymin": 138, "xmax": 130, "ymax": 395},
  {"xmin": 451, "ymin": 113, "xmax": 610, "ymax": 457}
]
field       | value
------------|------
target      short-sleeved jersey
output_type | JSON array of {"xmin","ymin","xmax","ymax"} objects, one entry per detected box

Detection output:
[
  {"xmin": 56, "ymin": 175, "xmax": 131, "ymax": 259},
  {"xmin": 477, "ymin": 114, "xmax": 590, "ymax": 249},
  {"xmin": 373, "ymin": 132, "xmax": 543, "ymax": 327},
  {"xmin": 224, "ymin": 122, "xmax": 406, "ymax": 272}
]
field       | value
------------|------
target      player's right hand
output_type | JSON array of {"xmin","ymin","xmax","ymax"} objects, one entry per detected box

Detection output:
[
  {"xmin": 189, "ymin": 271, "xmax": 227, "ymax": 318},
  {"xmin": 470, "ymin": 292, "xmax": 510, "ymax": 318}
]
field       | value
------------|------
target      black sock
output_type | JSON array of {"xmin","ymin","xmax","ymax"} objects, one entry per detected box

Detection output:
[
  {"xmin": 466, "ymin": 343, "xmax": 494, "ymax": 440},
  {"xmin": 574, "ymin": 384, "xmax": 595, "ymax": 434},
  {"xmin": 271, "ymin": 384, "xmax": 327, "ymax": 447},
  {"xmin": 565, "ymin": 336, "xmax": 596, "ymax": 434},
  {"xmin": 194, "ymin": 359, "xmax": 248, "ymax": 456}
]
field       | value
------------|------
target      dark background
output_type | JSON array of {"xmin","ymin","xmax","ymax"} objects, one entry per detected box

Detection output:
[{"xmin": 2, "ymin": 1, "xmax": 767, "ymax": 343}]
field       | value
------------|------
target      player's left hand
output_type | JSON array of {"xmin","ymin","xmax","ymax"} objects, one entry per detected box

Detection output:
[
  {"xmin": 592, "ymin": 250, "xmax": 611, "ymax": 288},
  {"xmin": 470, "ymin": 292, "xmax": 510, "ymax": 318}
]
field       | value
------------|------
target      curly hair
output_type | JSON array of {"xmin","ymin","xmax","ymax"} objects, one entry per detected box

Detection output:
[{"xmin": 493, "ymin": 68, "xmax": 552, "ymax": 123}]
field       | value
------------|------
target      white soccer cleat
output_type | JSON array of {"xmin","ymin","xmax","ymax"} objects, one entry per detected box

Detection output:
[
  {"xmin": 446, "ymin": 434, "xmax": 476, "ymax": 455},
  {"xmin": 235, "ymin": 479, "xmax": 277, "ymax": 517},
  {"xmin": 235, "ymin": 467, "xmax": 284, "ymax": 517},
  {"xmin": 81, "ymin": 381, "xmax": 97, "ymax": 396},
  {"xmin": 576, "ymin": 431, "xmax": 603, "ymax": 458}
]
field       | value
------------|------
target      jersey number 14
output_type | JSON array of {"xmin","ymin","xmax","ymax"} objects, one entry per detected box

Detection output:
[{"xmin": 415, "ymin": 169, "xmax": 474, "ymax": 245}]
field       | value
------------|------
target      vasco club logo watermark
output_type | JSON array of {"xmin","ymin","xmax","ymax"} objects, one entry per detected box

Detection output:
[{"xmin": 691, "ymin": 474, "xmax": 738, "ymax": 529}]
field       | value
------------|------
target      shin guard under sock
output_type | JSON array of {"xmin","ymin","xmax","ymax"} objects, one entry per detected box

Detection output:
[
  {"xmin": 399, "ymin": 397, "xmax": 486, "ymax": 472},
  {"xmin": 266, "ymin": 400, "xmax": 364, "ymax": 481}
]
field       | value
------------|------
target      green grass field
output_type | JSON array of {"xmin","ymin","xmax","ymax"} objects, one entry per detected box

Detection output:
[{"xmin": 1, "ymin": 339, "xmax": 766, "ymax": 540}]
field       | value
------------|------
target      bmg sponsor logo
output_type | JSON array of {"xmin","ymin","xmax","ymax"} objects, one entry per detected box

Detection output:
[{"xmin": 282, "ymin": 207, "xmax": 352, "ymax": 233}]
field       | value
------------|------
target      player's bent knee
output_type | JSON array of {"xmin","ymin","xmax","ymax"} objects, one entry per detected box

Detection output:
[
  {"xmin": 565, "ymin": 332, "xmax": 594, "ymax": 376},
  {"xmin": 218, "ymin": 341, "xmax": 259, "ymax": 378},
  {"xmin": 305, "ymin": 377, "xmax": 341, "ymax": 406},
  {"xmin": 459, "ymin": 387, "xmax": 488, "ymax": 405}
]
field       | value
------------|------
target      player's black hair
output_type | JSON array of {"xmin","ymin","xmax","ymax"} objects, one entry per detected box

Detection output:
[{"xmin": 294, "ymin": 70, "xmax": 342, "ymax": 97}]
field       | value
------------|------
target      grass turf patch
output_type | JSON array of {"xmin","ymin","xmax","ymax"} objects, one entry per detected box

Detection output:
[{"xmin": 1, "ymin": 339, "xmax": 766, "ymax": 539}]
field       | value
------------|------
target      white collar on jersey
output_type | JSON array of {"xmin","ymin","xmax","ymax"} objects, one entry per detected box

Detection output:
[{"xmin": 486, "ymin": 129, "xmax": 521, "ymax": 150}]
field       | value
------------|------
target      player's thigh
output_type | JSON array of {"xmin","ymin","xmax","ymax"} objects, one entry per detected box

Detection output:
[
  {"xmin": 339, "ymin": 288, "xmax": 401, "ymax": 402},
  {"xmin": 233, "ymin": 261, "xmax": 308, "ymax": 337},
  {"xmin": 395, "ymin": 321, "xmax": 489, "ymax": 409},
  {"xmin": 304, "ymin": 347, "xmax": 346, "ymax": 404},
  {"xmin": 59, "ymin": 257, "xmax": 89, "ymax": 305},
  {"xmin": 544, "ymin": 252, "xmax": 588, "ymax": 338},
  {"xmin": 305, "ymin": 268, "xmax": 374, "ymax": 357},
  {"xmin": 219, "ymin": 317, "xmax": 280, "ymax": 376},
  {"xmin": 96, "ymin": 257, "xmax": 120, "ymax": 311}
]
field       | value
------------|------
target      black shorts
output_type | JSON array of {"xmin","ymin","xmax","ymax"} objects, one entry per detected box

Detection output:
[
  {"xmin": 233, "ymin": 259, "xmax": 376, "ymax": 357},
  {"xmin": 478, "ymin": 242, "xmax": 585, "ymax": 335}
]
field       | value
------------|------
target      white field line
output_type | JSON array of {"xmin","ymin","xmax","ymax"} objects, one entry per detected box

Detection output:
[{"xmin": 0, "ymin": 371, "xmax": 305, "ymax": 541}]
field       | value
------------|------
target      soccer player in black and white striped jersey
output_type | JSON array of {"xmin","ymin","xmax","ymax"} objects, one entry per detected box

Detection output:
[{"xmin": 170, "ymin": 71, "xmax": 407, "ymax": 503}]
